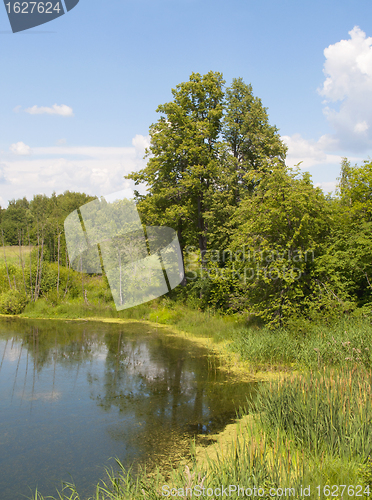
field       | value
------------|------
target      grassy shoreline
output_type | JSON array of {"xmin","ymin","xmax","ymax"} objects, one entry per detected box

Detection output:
[
  {"xmin": 1, "ymin": 303, "xmax": 372, "ymax": 499},
  {"xmin": 5, "ymin": 292, "xmax": 372, "ymax": 373}
]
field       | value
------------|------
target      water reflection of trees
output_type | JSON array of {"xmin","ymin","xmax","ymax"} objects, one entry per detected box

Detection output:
[
  {"xmin": 91, "ymin": 330, "xmax": 255, "ymax": 456},
  {"xmin": 0, "ymin": 318, "xmax": 255, "ymax": 466},
  {"xmin": 95, "ymin": 331, "xmax": 208, "ymax": 424},
  {"xmin": 0, "ymin": 319, "xmax": 107, "ymax": 408},
  {"xmin": 88, "ymin": 331, "xmax": 219, "ymax": 469},
  {"xmin": 0, "ymin": 319, "xmax": 104, "ymax": 370}
]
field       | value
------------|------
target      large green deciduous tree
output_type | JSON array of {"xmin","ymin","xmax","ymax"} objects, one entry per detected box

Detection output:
[
  {"xmin": 126, "ymin": 72, "xmax": 287, "ymax": 260},
  {"xmin": 126, "ymin": 72, "xmax": 225, "ymax": 262},
  {"xmin": 205, "ymin": 78, "xmax": 287, "ymax": 250}
]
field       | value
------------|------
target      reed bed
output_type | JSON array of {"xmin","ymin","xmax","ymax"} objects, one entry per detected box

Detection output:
[
  {"xmin": 232, "ymin": 317, "xmax": 372, "ymax": 370},
  {"xmin": 250, "ymin": 366, "xmax": 372, "ymax": 487}
]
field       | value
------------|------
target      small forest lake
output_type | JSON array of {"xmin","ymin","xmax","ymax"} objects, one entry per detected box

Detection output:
[{"xmin": 0, "ymin": 317, "xmax": 257, "ymax": 500}]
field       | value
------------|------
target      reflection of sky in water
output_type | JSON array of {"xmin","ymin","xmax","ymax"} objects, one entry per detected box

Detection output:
[{"xmin": 0, "ymin": 319, "xmax": 256, "ymax": 500}]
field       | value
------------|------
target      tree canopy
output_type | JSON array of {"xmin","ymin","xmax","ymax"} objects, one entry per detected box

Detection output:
[{"xmin": 126, "ymin": 72, "xmax": 287, "ymax": 260}]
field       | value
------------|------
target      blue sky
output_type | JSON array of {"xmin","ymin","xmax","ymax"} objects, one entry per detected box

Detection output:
[{"xmin": 1, "ymin": 0, "xmax": 372, "ymax": 206}]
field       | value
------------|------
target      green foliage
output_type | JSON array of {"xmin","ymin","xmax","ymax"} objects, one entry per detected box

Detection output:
[
  {"xmin": 2, "ymin": 75, "xmax": 372, "ymax": 329},
  {"xmin": 0, "ymin": 288, "xmax": 29, "ymax": 314},
  {"xmin": 1, "ymin": 191, "xmax": 96, "ymax": 266},
  {"xmin": 338, "ymin": 158, "xmax": 372, "ymax": 220},
  {"xmin": 252, "ymin": 368, "xmax": 372, "ymax": 461},
  {"xmin": 1, "ymin": 197, "xmax": 29, "ymax": 245},
  {"xmin": 176, "ymin": 270, "xmax": 243, "ymax": 314},
  {"xmin": 148, "ymin": 306, "xmax": 182, "ymax": 324},
  {"xmin": 126, "ymin": 72, "xmax": 287, "ymax": 259},
  {"xmin": 222, "ymin": 77, "xmax": 287, "ymax": 192},
  {"xmin": 360, "ymin": 457, "xmax": 372, "ymax": 488},
  {"xmin": 232, "ymin": 316, "xmax": 372, "ymax": 370},
  {"xmin": 230, "ymin": 165, "xmax": 332, "ymax": 326},
  {"xmin": 314, "ymin": 160, "xmax": 372, "ymax": 311},
  {"xmin": 205, "ymin": 78, "xmax": 287, "ymax": 250},
  {"xmin": 127, "ymin": 71, "xmax": 225, "ymax": 257},
  {"xmin": 123, "ymin": 72, "xmax": 372, "ymax": 325}
]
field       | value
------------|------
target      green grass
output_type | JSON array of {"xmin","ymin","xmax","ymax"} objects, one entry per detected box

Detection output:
[
  {"xmin": 231, "ymin": 316, "xmax": 372, "ymax": 371},
  {"xmin": 253, "ymin": 367, "xmax": 372, "ymax": 460},
  {"xmin": 21, "ymin": 289, "xmax": 372, "ymax": 372},
  {"xmin": 20, "ymin": 274, "xmax": 246, "ymax": 345},
  {"xmin": 0, "ymin": 245, "xmax": 33, "ymax": 266}
]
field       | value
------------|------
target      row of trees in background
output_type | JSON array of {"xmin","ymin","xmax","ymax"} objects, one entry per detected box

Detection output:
[
  {"xmin": 0, "ymin": 191, "xmax": 95, "ymax": 260},
  {"xmin": 1, "ymin": 71, "xmax": 372, "ymax": 327},
  {"xmin": 0, "ymin": 191, "xmax": 96, "ymax": 313}
]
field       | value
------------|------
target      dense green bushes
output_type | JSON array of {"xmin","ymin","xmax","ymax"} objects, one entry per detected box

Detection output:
[
  {"xmin": 0, "ymin": 288, "xmax": 29, "ymax": 314},
  {"xmin": 0, "ymin": 260, "xmax": 83, "ymax": 314}
]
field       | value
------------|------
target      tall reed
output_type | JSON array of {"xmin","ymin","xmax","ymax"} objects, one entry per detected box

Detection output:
[{"xmin": 251, "ymin": 367, "xmax": 372, "ymax": 462}]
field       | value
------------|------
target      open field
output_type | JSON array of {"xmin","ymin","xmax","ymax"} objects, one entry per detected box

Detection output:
[{"xmin": 0, "ymin": 245, "xmax": 33, "ymax": 267}]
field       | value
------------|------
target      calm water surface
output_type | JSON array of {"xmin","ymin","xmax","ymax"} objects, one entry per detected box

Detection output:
[{"xmin": 0, "ymin": 318, "xmax": 256, "ymax": 499}]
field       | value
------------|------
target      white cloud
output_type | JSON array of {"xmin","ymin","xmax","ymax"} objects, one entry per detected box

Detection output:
[
  {"xmin": 281, "ymin": 133, "xmax": 343, "ymax": 169},
  {"xmin": 354, "ymin": 121, "xmax": 369, "ymax": 133},
  {"xmin": 0, "ymin": 135, "xmax": 149, "ymax": 207},
  {"xmin": 10, "ymin": 142, "xmax": 31, "ymax": 156},
  {"xmin": 0, "ymin": 163, "xmax": 7, "ymax": 184},
  {"xmin": 318, "ymin": 26, "xmax": 372, "ymax": 151},
  {"xmin": 24, "ymin": 104, "xmax": 74, "ymax": 117},
  {"xmin": 278, "ymin": 27, "xmax": 372, "ymax": 189},
  {"xmin": 314, "ymin": 181, "xmax": 338, "ymax": 194},
  {"xmin": 132, "ymin": 134, "xmax": 150, "ymax": 156},
  {"xmin": 281, "ymin": 133, "xmax": 367, "ymax": 196},
  {"xmin": 319, "ymin": 26, "xmax": 372, "ymax": 101}
]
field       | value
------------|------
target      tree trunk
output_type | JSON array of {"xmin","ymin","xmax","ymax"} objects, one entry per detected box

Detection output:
[
  {"xmin": 1, "ymin": 229, "xmax": 12, "ymax": 290},
  {"xmin": 177, "ymin": 224, "xmax": 187, "ymax": 287},
  {"xmin": 33, "ymin": 227, "xmax": 40, "ymax": 301},
  {"xmin": 19, "ymin": 230, "xmax": 27, "ymax": 294},
  {"xmin": 197, "ymin": 195, "xmax": 207, "ymax": 268},
  {"xmin": 57, "ymin": 232, "xmax": 60, "ymax": 296},
  {"xmin": 64, "ymin": 254, "xmax": 71, "ymax": 298},
  {"xmin": 35, "ymin": 237, "xmax": 44, "ymax": 300},
  {"xmin": 118, "ymin": 247, "xmax": 123, "ymax": 305},
  {"xmin": 28, "ymin": 228, "xmax": 33, "ymax": 299}
]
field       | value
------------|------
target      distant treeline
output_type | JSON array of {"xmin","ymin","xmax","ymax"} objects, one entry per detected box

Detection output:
[{"xmin": 0, "ymin": 191, "xmax": 96, "ymax": 263}]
